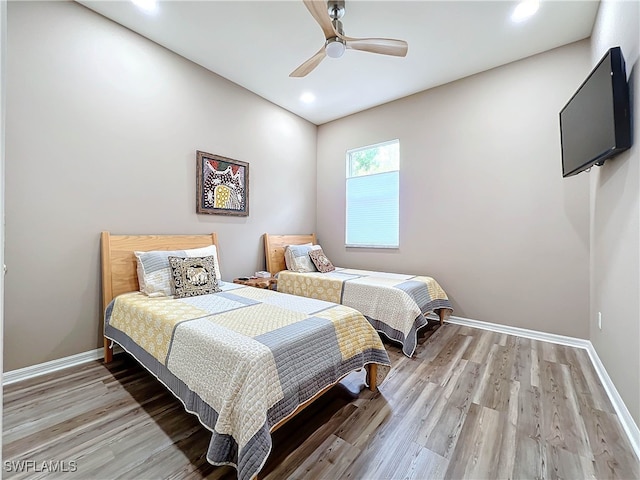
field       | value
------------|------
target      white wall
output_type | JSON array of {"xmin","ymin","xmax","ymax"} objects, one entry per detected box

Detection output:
[
  {"xmin": 1, "ymin": 0, "xmax": 7, "ymax": 463},
  {"xmin": 4, "ymin": 1, "xmax": 317, "ymax": 371},
  {"xmin": 590, "ymin": 0, "xmax": 640, "ymax": 426},
  {"xmin": 317, "ymin": 41, "xmax": 592, "ymax": 340}
]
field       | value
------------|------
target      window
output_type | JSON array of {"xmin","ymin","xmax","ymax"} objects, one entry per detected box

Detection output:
[{"xmin": 346, "ymin": 140, "xmax": 399, "ymax": 248}]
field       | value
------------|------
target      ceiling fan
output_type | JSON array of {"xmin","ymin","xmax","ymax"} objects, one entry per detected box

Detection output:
[{"xmin": 290, "ymin": 0, "xmax": 409, "ymax": 78}]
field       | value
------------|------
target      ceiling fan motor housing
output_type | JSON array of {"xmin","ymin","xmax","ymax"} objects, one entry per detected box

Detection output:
[
  {"xmin": 328, "ymin": 0, "xmax": 345, "ymax": 19},
  {"xmin": 326, "ymin": 14, "xmax": 346, "ymax": 58}
]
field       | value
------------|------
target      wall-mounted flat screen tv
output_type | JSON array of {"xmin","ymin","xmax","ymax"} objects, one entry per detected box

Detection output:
[{"xmin": 559, "ymin": 46, "xmax": 632, "ymax": 178}]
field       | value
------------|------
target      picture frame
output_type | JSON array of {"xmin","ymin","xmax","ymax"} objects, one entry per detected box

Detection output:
[{"xmin": 196, "ymin": 151, "xmax": 249, "ymax": 216}]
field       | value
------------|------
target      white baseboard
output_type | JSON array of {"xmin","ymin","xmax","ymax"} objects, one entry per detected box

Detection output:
[
  {"xmin": 441, "ymin": 314, "xmax": 592, "ymax": 349},
  {"xmin": 2, "ymin": 345, "xmax": 123, "ymax": 386},
  {"xmin": 584, "ymin": 342, "xmax": 640, "ymax": 460},
  {"xmin": 434, "ymin": 313, "xmax": 639, "ymax": 460}
]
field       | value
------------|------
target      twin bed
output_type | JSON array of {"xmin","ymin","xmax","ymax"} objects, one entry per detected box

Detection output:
[
  {"xmin": 101, "ymin": 231, "xmax": 452, "ymax": 478},
  {"xmin": 264, "ymin": 233, "xmax": 453, "ymax": 357},
  {"xmin": 100, "ymin": 232, "xmax": 390, "ymax": 480}
]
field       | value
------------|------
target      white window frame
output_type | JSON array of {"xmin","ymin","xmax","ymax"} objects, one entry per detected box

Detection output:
[{"xmin": 345, "ymin": 139, "xmax": 400, "ymax": 248}]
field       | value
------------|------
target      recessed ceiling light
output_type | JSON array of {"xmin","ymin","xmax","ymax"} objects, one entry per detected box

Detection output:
[
  {"xmin": 511, "ymin": 0, "xmax": 539, "ymax": 22},
  {"xmin": 131, "ymin": 0, "xmax": 158, "ymax": 14},
  {"xmin": 300, "ymin": 92, "xmax": 316, "ymax": 104}
]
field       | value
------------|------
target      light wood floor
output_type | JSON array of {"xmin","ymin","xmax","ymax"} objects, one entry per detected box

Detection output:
[{"xmin": 3, "ymin": 323, "xmax": 639, "ymax": 479}]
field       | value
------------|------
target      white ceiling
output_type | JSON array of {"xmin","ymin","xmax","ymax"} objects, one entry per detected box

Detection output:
[{"xmin": 77, "ymin": 0, "xmax": 600, "ymax": 125}]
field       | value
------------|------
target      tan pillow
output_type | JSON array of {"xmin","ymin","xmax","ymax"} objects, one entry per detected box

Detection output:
[{"xmin": 308, "ymin": 248, "xmax": 335, "ymax": 273}]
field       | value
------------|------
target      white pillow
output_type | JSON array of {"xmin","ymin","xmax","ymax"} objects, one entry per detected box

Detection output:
[
  {"xmin": 135, "ymin": 245, "xmax": 221, "ymax": 297},
  {"xmin": 284, "ymin": 244, "xmax": 321, "ymax": 273}
]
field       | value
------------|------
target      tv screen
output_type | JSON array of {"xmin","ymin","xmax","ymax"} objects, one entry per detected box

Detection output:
[{"xmin": 559, "ymin": 46, "xmax": 631, "ymax": 177}]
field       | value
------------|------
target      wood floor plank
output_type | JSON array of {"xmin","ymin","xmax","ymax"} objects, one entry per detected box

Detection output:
[
  {"xmin": 416, "ymin": 360, "xmax": 482, "ymax": 458},
  {"xmin": 565, "ymin": 346, "xmax": 616, "ymax": 414},
  {"xmin": 461, "ymin": 328, "xmax": 497, "ymax": 364},
  {"xmin": 580, "ymin": 406, "xmax": 640, "ymax": 479},
  {"xmin": 3, "ymin": 325, "xmax": 638, "ymax": 480},
  {"xmin": 546, "ymin": 444, "xmax": 597, "ymax": 480},
  {"xmin": 262, "ymin": 398, "xmax": 357, "ymax": 480},
  {"xmin": 540, "ymin": 340, "xmax": 559, "ymax": 363},
  {"xmin": 513, "ymin": 384, "xmax": 547, "ymax": 480},
  {"xmin": 4, "ymin": 387, "xmax": 172, "ymax": 459},
  {"xmin": 510, "ymin": 336, "xmax": 532, "ymax": 386},
  {"xmin": 422, "ymin": 334, "xmax": 473, "ymax": 387},
  {"xmin": 473, "ymin": 341, "xmax": 518, "ymax": 412},
  {"xmin": 23, "ymin": 391, "xmax": 182, "ymax": 466},
  {"xmin": 530, "ymin": 340, "xmax": 541, "ymax": 388},
  {"xmin": 365, "ymin": 382, "xmax": 443, "ymax": 478},
  {"xmin": 415, "ymin": 324, "xmax": 458, "ymax": 363},
  {"xmin": 397, "ymin": 443, "xmax": 448, "ymax": 480},
  {"xmin": 374, "ymin": 440, "xmax": 445, "ymax": 480},
  {"xmin": 287, "ymin": 434, "xmax": 360, "ymax": 480},
  {"xmin": 494, "ymin": 379, "xmax": 520, "ymax": 479},
  {"xmin": 540, "ymin": 360, "xmax": 593, "ymax": 460},
  {"xmin": 2, "ymin": 381, "xmax": 111, "ymax": 438},
  {"xmin": 442, "ymin": 403, "xmax": 503, "ymax": 479}
]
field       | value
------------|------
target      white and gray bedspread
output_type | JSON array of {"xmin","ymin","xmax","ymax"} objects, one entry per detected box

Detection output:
[
  {"xmin": 105, "ymin": 281, "xmax": 390, "ymax": 480},
  {"xmin": 277, "ymin": 268, "xmax": 453, "ymax": 357}
]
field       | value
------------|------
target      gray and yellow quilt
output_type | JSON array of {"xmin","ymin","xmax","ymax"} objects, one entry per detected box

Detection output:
[
  {"xmin": 277, "ymin": 268, "xmax": 453, "ymax": 357},
  {"xmin": 104, "ymin": 281, "xmax": 390, "ymax": 480}
]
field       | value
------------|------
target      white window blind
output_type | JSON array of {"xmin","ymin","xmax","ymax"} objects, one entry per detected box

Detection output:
[{"xmin": 346, "ymin": 140, "xmax": 399, "ymax": 248}]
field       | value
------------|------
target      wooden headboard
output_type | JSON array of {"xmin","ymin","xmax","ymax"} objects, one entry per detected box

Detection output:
[
  {"xmin": 100, "ymin": 231, "xmax": 219, "ymax": 361},
  {"xmin": 263, "ymin": 233, "xmax": 316, "ymax": 275}
]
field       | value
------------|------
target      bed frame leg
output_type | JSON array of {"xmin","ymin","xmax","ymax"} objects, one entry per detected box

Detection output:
[
  {"xmin": 366, "ymin": 364, "xmax": 378, "ymax": 392},
  {"xmin": 104, "ymin": 337, "xmax": 113, "ymax": 363},
  {"xmin": 438, "ymin": 308, "xmax": 446, "ymax": 325}
]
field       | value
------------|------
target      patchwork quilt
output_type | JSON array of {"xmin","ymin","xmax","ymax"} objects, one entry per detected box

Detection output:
[
  {"xmin": 277, "ymin": 268, "xmax": 453, "ymax": 357},
  {"xmin": 104, "ymin": 281, "xmax": 390, "ymax": 480}
]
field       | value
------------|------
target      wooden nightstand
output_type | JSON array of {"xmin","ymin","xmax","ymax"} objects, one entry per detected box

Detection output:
[{"xmin": 233, "ymin": 277, "xmax": 277, "ymax": 290}]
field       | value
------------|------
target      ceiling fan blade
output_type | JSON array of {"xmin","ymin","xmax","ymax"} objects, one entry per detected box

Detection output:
[
  {"xmin": 344, "ymin": 37, "xmax": 408, "ymax": 57},
  {"xmin": 290, "ymin": 47, "xmax": 327, "ymax": 77},
  {"xmin": 303, "ymin": 0, "xmax": 335, "ymax": 39}
]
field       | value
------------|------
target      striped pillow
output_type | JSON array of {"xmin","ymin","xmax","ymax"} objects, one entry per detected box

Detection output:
[
  {"xmin": 135, "ymin": 245, "xmax": 221, "ymax": 297},
  {"xmin": 284, "ymin": 244, "xmax": 321, "ymax": 273}
]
